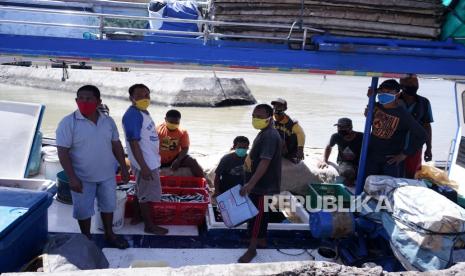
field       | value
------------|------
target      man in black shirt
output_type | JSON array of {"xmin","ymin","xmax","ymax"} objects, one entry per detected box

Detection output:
[
  {"xmin": 399, "ymin": 74, "xmax": 434, "ymax": 178},
  {"xmin": 365, "ymin": 79, "xmax": 427, "ymax": 179},
  {"xmin": 271, "ymin": 98, "xmax": 306, "ymax": 163},
  {"xmin": 239, "ymin": 104, "xmax": 282, "ymax": 263},
  {"xmin": 320, "ymin": 118, "xmax": 363, "ymax": 186},
  {"xmin": 213, "ymin": 136, "xmax": 250, "ymax": 197}
]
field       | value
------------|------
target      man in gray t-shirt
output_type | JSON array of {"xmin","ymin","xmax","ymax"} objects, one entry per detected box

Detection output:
[
  {"xmin": 56, "ymin": 85, "xmax": 130, "ymax": 249},
  {"xmin": 239, "ymin": 104, "xmax": 282, "ymax": 263}
]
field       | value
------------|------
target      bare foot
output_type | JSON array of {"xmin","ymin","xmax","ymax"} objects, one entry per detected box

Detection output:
[
  {"xmin": 238, "ymin": 249, "xmax": 257, "ymax": 263},
  {"xmin": 144, "ymin": 225, "xmax": 169, "ymax": 235},
  {"xmin": 105, "ymin": 236, "xmax": 129, "ymax": 249}
]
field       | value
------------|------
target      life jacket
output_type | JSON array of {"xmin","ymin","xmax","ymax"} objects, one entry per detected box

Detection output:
[{"xmin": 274, "ymin": 116, "xmax": 298, "ymax": 158}]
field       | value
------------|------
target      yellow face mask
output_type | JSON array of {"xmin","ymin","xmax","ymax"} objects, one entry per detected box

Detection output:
[
  {"xmin": 252, "ymin": 117, "xmax": 270, "ymax": 130},
  {"xmin": 166, "ymin": 122, "xmax": 179, "ymax": 131},
  {"xmin": 135, "ymin": 99, "xmax": 150, "ymax": 110}
]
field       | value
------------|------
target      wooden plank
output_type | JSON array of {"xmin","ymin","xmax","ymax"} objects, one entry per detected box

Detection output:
[
  {"xmin": 213, "ymin": 4, "xmax": 442, "ymax": 15},
  {"xmin": 213, "ymin": 0, "xmax": 442, "ymax": 10},
  {"xmin": 214, "ymin": 15, "xmax": 440, "ymax": 37},
  {"xmin": 216, "ymin": 29, "xmax": 433, "ymax": 41},
  {"xmin": 214, "ymin": 8, "xmax": 441, "ymax": 27}
]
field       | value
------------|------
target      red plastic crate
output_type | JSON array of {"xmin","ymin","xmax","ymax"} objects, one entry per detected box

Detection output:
[
  {"xmin": 125, "ymin": 187, "xmax": 209, "ymax": 225},
  {"xmin": 160, "ymin": 176, "xmax": 207, "ymax": 188},
  {"xmin": 115, "ymin": 174, "xmax": 136, "ymax": 184}
]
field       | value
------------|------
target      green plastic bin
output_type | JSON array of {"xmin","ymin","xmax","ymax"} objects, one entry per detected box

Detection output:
[{"xmin": 307, "ymin": 183, "xmax": 352, "ymax": 209}]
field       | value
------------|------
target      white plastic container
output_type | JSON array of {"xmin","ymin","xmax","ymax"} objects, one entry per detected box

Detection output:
[
  {"xmin": 95, "ymin": 190, "xmax": 127, "ymax": 232},
  {"xmin": 43, "ymin": 155, "xmax": 62, "ymax": 181},
  {"xmin": 0, "ymin": 178, "xmax": 55, "ymax": 193}
]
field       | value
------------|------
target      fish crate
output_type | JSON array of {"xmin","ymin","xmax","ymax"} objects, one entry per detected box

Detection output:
[
  {"xmin": 160, "ymin": 176, "xmax": 207, "ymax": 189},
  {"xmin": 307, "ymin": 183, "xmax": 353, "ymax": 210},
  {"xmin": 126, "ymin": 187, "xmax": 209, "ymax": 225}
]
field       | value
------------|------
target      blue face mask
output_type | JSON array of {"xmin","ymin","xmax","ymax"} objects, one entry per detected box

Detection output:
[
  {"xmin": 377, "ymin": 93, "xmax": 397, "ymax": 105},
  {"xmin": 235, "ymin": 148, "xmax": 247, "ymax": 158}
]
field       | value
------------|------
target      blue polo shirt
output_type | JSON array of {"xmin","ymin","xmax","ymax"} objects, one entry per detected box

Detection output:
[{"xmin": 56, "ymin": 110, "xmax": 119, "ymax": 182}]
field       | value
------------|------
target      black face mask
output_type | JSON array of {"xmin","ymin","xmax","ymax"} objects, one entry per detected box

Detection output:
[
  {"xmin": 402, "ymin": 86, "xmax": 418, "ymax": 96},
  {"xmin": 338, "ymin": 130, "xmax": 350, "ymax": 136}
]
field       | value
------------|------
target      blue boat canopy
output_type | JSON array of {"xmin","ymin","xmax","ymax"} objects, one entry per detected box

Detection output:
[{"xmin": 0, "ymin": 33, "xmax": 465, "ymax": 78}]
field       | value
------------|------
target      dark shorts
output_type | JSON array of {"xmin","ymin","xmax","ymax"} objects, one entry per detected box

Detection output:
[
  {"xmin": 338, "ymin": 162, "xmax": 357, "ymax": 181},
  {"xmin": 133, "ymin": 168, "xmax": 162, "ymax": 203}
]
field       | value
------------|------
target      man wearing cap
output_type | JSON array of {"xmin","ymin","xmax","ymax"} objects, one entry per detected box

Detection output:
[
  {"xmin": 271, "ymin": 98, "xmax": 306, "ymax": 163},
  {"xmin": 319, "ymin": 118, "xmax": 363, "ymax": 186},
  {"xmin": 399, "ymin": 74, "xmax": 434, "ymax": 178}
]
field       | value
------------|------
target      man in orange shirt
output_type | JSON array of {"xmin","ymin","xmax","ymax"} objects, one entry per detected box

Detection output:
[{"xmin": 157, "ymin": 109, "xmax": 204, "ymax": 177}]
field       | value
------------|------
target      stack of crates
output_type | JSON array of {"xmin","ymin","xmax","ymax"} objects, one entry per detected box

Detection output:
[{"xmin": 126, "ymin": 176, "xmax": 209, "ymax": 225}]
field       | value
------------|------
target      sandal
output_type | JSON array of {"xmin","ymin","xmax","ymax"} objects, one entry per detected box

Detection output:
[{"xmin": 105, "ymin": 236, "xmax": 129, "ymax": 249}]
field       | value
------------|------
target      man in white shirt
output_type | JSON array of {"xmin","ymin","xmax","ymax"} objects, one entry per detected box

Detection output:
[{"xmin": 122, "ymin": 84, "xmax": 168, "ymax": 235}]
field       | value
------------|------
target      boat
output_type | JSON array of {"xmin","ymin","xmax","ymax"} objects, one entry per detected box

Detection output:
[
  {"xmin": 0, "ymin": 0, "xmax": 257, "ymax": 107},
  {"xmin": 1, "ymin": 1, "xmax": 465, "ymax": 274}
]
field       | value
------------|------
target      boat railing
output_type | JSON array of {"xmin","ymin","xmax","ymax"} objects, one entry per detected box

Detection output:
[{"xmin": 0, "ymin": 5, "xmax": 324, "ymax": 47}]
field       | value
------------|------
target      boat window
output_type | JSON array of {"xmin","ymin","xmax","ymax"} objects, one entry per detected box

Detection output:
[
  {"xmin": 456, "ymin": 136, "xmax": 465, "ymax": 169},
  {"xmin": 462, "ymin": 90, "xmax": 465, "ymax": 123}
]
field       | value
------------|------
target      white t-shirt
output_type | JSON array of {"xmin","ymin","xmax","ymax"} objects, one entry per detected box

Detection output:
[{"xmin": 122, "ymin": 106, "xmax": 161, "ymax": 170}]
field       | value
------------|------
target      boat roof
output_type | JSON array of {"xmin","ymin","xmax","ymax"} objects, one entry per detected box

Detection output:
[
  {"xmin": 1, "ymin": 33, "xmax": 465, "ymax": 79},
  {"xmin": 0, "ymin": 4, "xmax": 464, "ymax": 78}
]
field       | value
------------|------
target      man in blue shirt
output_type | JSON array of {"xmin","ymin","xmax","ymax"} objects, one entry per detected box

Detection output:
[{"xmin": 56, "ymin": 85, "xmax": 130, "ymax": 249}]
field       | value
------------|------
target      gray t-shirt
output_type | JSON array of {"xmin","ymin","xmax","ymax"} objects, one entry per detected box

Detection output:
[
  {"xmin": 56, "ymin": 111, "xmax": 119, "ymax": 182},
  {"xmin": 246, "ymin": 126, "xmax": 282, "ymax": 195}
]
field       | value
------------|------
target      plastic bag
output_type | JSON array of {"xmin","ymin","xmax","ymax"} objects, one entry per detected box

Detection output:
[{"xmin": 415, "ymin": 164, "xmax": 459, "ymax": 191}]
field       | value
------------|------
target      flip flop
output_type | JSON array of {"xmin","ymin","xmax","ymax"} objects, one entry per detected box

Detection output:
[{"xmin": 106, "ymin": 236, "xmax": 129, "ymax": 249}]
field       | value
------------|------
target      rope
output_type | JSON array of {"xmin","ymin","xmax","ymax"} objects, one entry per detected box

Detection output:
[
  {"xmin": 213, "ymin": 71, "xmax": 228, "ymax": 100},
  {"xmin": 276, "ymin": 248, "xmax": 315, "ymax": 259}
]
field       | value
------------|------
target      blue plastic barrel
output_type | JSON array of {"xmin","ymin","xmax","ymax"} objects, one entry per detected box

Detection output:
[
  {"xmin": 310, "ymin": 211, "xmax": 355, "ymax": 239},
  {"xmin": 56, "ymin": 171, "xmax": 73, "ymax": 204},
  {"xmin": 310, "ymin": 211, "xmax": 334, "ymax": 239}
]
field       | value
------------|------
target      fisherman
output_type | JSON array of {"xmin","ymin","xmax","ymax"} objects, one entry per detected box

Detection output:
[
  {"xmin": 122, "ymin": 83, "xmax": 168, "ymax": 235},
  {"xmin": 365, "ymin": 79, "xmax": 427, "ymax": 179},
  {"xmin": 157, "ymin": 109, "xmax": 204, "ymax": 177},
  {"xmin": 97, "ymin": 103, "xmax": 110, "ymax": 116},
  {"xmin": 213, "ymin": 136, "xmax": 250, "ymax": 197},
  {"xmin": 56, "ymin": 85, "xmax": 130, "ymax": 249},
  {"xmin": 399, "ymin": 74, "xmax": 434, "ymax": 178},
  {"xmin": 319, "ymin": 118, "xmax": 363, "ymax": 187},
  {"xmin": 239, "ymin": 104, "xmax": 282, "ymax": 263},
  {"xmin": 271, "ymin": 98, "xmax": 305, "ymax": 163}
]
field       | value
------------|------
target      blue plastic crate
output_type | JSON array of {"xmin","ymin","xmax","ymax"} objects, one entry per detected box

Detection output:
[{"xmin": 0, "ymin": 187, "xmax": 52, "ymax": 273}]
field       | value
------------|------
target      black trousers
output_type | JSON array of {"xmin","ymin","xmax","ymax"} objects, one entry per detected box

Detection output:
[{"xmin": 247, "ymin": 193, "xmax": 269, "ymax": 239}]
